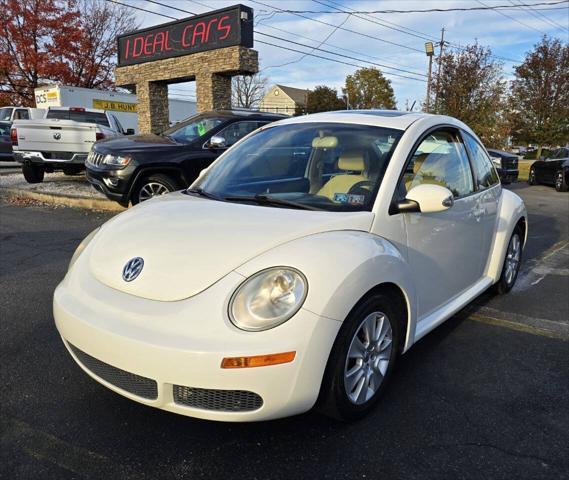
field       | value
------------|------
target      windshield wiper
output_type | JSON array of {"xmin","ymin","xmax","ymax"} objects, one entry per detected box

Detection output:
[
  {"xmin": 186, "ymin": 187, "xmax": 224, "ymax": 201},
  {"xmin": 223, "ymin": 194, "xmax": 322, "ymax": 211}
]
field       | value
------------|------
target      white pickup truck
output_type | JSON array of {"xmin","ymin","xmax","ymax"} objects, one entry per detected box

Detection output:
[{"xmin": 12, "ymin": 107, "xmax": 132, "ymax": 183}]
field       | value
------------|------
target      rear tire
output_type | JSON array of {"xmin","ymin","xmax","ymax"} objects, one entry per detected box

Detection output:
[
  {"xmin": 493, "ymin": 226, "xmax": 523, "ymax": 295},
  {"xmin": 317, "ymin": 293, "xmax": 400, "ymax": 421},
  {"xmin": 131, "ymin": 173, "xmax": 181, "ymax": 205},
  {"xmin": 555, "ymin": 170, "xmax": 568, "ymax": 192},
  {"xmin": 22, "ymin": 163, "xmax": 45, "ymax": 184}
]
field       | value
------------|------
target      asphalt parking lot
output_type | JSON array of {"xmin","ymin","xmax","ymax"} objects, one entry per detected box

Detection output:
[{"xmin": 0, "ymin": 183, "xmax": 568, "ymax": 480}]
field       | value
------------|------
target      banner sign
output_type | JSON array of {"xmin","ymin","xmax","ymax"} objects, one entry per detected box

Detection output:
[
  {"xmin": 92, "ymin": 99, "xmax": 137, "ymax": 113},
  {"xmin": 117, "ymin": 4, "xmax": 253, "ymax": 67}
]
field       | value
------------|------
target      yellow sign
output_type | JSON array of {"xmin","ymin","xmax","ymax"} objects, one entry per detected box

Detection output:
[
  {"xmin": 92, "ymin": 99, "xmax": 137, "ymax": 113},
  {"xmin": 47, "ymin": 91, "xmax": 58, "ymax": 100}
]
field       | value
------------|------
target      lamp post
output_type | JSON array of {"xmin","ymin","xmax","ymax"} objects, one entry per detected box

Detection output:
[{"xmin": 424, "ymin": 41, "xmax": 434, "ymax": 113}]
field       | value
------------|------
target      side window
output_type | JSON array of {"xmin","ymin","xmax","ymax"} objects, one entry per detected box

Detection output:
[
  {"xmin": 402, "ymin": 129, "xmax": 474, "ymax": 198},
  {"xmin": 15, "ymin": 109, "xmax": 29, "ymax": 120},
  {"xmin": 217, "ymin": 121, "xmax": 261, "ymax": 147},
  {"xmin": 463, "ymin": 132, "xmax": 499, "ymax": 189}
]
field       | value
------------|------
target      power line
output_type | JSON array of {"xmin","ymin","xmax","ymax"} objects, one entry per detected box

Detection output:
[
  {"xmin": 105, "ymin": 0, "xmax": 177, "ymax": 19},
  {"xmin": 510, "ymin": 0, "xmax": 569, "ymax": 31},
  {"xmin": 476, "ymin": 0, "xmax": 549, "ymax": 34},
  {"xmin": 313, "ymin": 0, "xmax": 523, "ymax": 63},
  {"xmin": 252, "ymin": 1, "xmax": 569, "ymax": 14}
]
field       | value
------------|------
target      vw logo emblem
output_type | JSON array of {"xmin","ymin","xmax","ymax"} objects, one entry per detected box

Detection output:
[
  {"xmin": 53, "ymin": 133, "xmax": 61, "ymax": 140},
  {"xmin": 122, "ymin": 257, "xmax": 144, "ymax": 282}
]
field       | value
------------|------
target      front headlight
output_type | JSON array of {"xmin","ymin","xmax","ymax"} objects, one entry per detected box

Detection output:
[
  {"xmin": 491, "ymin": 157, "xmax": 501, "ymax": 168},
  {"xmin": 229, "ymin": 267, "xmax": 308, "ymax": 331},
  {"xmin": 103, "ymin": 154, "xmax": 131, "ymax": 167},
  {"xmin": 68, "ymin": 227, "xmax": 100, "ymax": 271}
]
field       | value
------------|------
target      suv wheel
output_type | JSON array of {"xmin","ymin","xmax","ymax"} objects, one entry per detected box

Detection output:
[
  {"xmin": 555, "ymin": 171, "xmax": 568, "ymax": 192},
  {"xmin": 22, "ymin": 164, "xmax": 45, "ymax": 184},
  {"xmin": 528, "ymin": 168, "xmax": 536, "ymax": 185},
  {"xmin": 132, "ymin": 174, "xmax": 181, "ymax": 205},
  {"xmin": 317, "ymin": 293, "xmax": 400, "ymax": 421}
]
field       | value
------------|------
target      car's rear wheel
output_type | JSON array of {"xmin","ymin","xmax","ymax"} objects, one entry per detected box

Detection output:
[
  {"xmin": 22, "ymin": 163, "xmax": 45, "ymax": 184},
  {"xmin": 555, "ymin": 171, "xmax": 568, "ymax": 192},
  {"xmin": 528, "ymin": 168, "xmax": 536, "ymax": 185},
  {"xmin": 317, "ymin": 293, "xmax": 400, "ymax": 421},
  {"xmin": 131, "ymin": 174, "xmax": 181, "ymax": 205},
  {"xmin": 494, "ymin": 226, "xmax": 523, "ymax": 294}
]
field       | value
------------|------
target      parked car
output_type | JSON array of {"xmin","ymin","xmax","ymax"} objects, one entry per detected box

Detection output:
[
  {"xmin": 85, "ymin": 110, "xmax": 286, "ymax": 206},
  {"xmin": 12, "ymin": 107, "xmax": 130, "ymax": 183},
  {"xmin": 54, "ymin": 110, "xmax": 527, "ymax": 422},
  {"xmin": 0, "ymin": 106, "xmax": 45, "ymax": 122},
  {"xmin": 0, "ymin": 121, "xmax": 14, "ymax": 160},
  {"xmin": 487, "ymin": 148, "xmax": 519, "ymax": 184},
  {"xmin": 528, "ymin": 147, "xmax": 569, "ymax": 192}
]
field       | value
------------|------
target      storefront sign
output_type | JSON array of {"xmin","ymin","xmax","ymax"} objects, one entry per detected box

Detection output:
[
  {"xmin": 117, "ymin": 4, "xmax": 253, "ymax": 67},
  {"xmin": 92, "ymin": 99, "xmax": 137, "ymax": 113}
]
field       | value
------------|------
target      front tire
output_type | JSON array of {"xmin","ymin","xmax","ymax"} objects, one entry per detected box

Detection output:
[
  {"xmin": 131, "ymin": 173, "xmax": 181, "ymax": 205},
  {"xmin": 22, "ymin": 163, "xmax": 45, "ymax": 184},
  {"xmin": 528, "ymin": 167, "xmax": 536, "ymax": 185},
  {"xmin": 494, "ymin": 226, "xmax": 523, "ymax": 294},
  {"xmin": 555, "ymin": 170, "xmax": 568, "ymax": 192},
  {"xmin": 317, "ymin": 293, "xmax": 400, "ymax": 421}
]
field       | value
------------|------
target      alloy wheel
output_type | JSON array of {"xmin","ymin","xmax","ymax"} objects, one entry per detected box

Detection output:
[
  {"xmin": 138, "ymin": 182, "xmax": 171, "ymax": 202},
  {"xmin": 504, "ymin": 233, "xmax": 521, "ymax": 286},
  {"xmin": 344, "ymin": 311, "xmax": 393, "ymax": 405},
  {"xmin": 556, "ymin": 173, "xmax": 563, "ymax": 190}
]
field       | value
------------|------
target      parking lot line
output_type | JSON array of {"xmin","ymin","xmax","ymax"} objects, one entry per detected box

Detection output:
[{"xmin": 468, "ymin": 313, "xmax": 568, "ymax": 341}]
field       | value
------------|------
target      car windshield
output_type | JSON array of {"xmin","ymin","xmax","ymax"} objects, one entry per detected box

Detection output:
[
  {"xmin": 0, "ymin": 108, "xmax": 13, "ymax": 121},
  {"xmin": 193, "ymin": 122, "xmax": 403, "ymax": 212},
  {"xmin": 162, "ymin": 115, "xmax": 224, "ymax": 144},
  {"xmin": 552, "ymin": 147, "xmax": 569, "ymax": 159}
]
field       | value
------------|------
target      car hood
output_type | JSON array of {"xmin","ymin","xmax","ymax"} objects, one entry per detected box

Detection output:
[
  {"xmin": 88, "ymin": 192, "xmax": 374, "ymax": 301},
  {"xmin": 94, "ymin": 134, "xmax": 189, "ymax": 154}
]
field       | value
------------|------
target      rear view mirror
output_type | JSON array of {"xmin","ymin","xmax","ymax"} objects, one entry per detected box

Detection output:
[{"xmin": 392, "ymin": 184, "xmax": 454, "ymax": 214}]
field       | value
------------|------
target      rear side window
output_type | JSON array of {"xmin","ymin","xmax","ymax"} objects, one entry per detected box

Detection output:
[
  {"xmin": 46, "ymin": 110, "xmax": 110, "ymax": 127},
  {"xmin": 15, "ymin": 109, "xmax": 30, "ymax": 120},
  {"xmin": 463, "ymin": 132, "xmax": 499, "ymax": 189}
]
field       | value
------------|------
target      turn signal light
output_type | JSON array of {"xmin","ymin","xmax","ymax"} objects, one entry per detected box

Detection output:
[{"xmin": 221, "ymin": 351, "xmax": 296, "ymax": 369}]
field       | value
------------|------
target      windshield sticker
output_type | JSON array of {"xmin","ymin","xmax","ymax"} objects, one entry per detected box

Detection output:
[{"xmin": 333, "ymin": 193, "xmax": 365, "ymax": 205}]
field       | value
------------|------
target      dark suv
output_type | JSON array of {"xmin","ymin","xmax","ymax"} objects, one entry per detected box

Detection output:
[
  {"xmin": 86, "ymin": 110, "xmax": 285, "ymax": 206},
  {"xmin": 486, "ymin": 148, "xmax": 519, "ymax": 184}
]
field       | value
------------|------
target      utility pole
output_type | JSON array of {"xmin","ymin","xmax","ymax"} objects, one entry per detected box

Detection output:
[
  {"xmin": 434, "ymin": 27, "xmax": 446, "ymax": 112},
  {"xmin": 424, "ymin": 42, "xmax": 435, "ymax": 112}
]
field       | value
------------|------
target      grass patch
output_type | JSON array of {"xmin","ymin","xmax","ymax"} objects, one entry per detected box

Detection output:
[{"xmin": 518, "ymin": 160, "xmax": 535, "ymax": 182}]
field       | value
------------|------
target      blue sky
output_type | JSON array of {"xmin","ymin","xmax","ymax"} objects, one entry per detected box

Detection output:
[{"xmin": 128, "ymin": 0, "xmax": 569, "ymax": 109}]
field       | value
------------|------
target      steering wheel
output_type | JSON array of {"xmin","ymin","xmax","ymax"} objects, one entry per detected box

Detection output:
[{"xmin": 348, "ymin": 181, "xmax": 375, "ymax": 197}]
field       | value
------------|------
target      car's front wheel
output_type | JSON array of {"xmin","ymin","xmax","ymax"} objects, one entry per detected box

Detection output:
[
  {"xmin": 494, "ymin": 226, "xmax": 523, "ymax": 294},
  {"xmin": 528, "ymin": 167, "xmax": 537, "ymax": 185},
  {"xmin": 318, "ymin": 293, "xmax": 400, "ymax": 421},
  {"xmin": 555, "ymin": 170, "xmax": 568, "ymax": 192},
  {"xmin": 131, "ymin": 174, "xmax": 181, "ymax": 205},
  {"xmin": 22, "ymin": 163, "xmax": 45, "ymax": 184}
]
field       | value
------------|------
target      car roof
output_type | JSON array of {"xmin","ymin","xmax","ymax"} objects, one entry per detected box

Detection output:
[
  {"xmin": 487, "ymin": 148, "xmax": 517, "ymax": 157},
  {"xmin": 207, "ymin": 110, "xmax": 288, "ymax": 119},
  {"xmin": 271, "ymin": 110, "xmax": 465, "ymax": 131}
]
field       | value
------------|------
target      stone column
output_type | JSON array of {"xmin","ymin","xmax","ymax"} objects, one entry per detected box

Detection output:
[
  {"xmin": 136, "ymin": 81, "xmax": 169, "ymax": 134},
  {"xmin": 196, "ymin": 73, "xmax": 232, "ymax": 112}
]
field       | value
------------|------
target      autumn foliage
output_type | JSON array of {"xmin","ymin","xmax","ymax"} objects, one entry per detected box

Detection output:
[{"xmin": 0, "ymin": 0, "xmax": 137, "ymax": 106}]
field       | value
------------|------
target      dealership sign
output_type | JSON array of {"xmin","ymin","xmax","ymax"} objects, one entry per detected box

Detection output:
[{"xmin": 117, "ymin": 4, "xmax": 253, "ymax": 67}]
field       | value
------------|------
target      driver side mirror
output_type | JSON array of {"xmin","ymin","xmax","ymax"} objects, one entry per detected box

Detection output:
[
  {"xmin": 125, "ymin": 128, "xmax": 135, "ymax": 135},
  {"xmin": 208, "ymin": 135, "xmax": 226, "ymax": 149},
  {"xmin": 391, "ymin": 184, "xmax": 454, "ymax": 214}
]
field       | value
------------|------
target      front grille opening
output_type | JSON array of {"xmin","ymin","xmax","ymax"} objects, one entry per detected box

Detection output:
[
  {"xmin": 68, "ymin": 343, "xmax": 158, "ymax": 400},
  {"xmin": 173, "ymin": 385, "xmax": 263, "ymax": 412}
]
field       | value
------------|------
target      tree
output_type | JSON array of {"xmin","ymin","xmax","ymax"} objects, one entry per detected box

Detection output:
[
  {"xmin": 343, "ymin": 67, "xmax": 396, "ymax": 110},
  {"xmin": 232, "ymin": 74, "xmax": 267, "ymax": 109},
  {"xmin": 430, "ymin": 43, "xmax": 507, "ymax": 147},
  {"xmin": 509, "ymin": 36, "xmax": 569, "ymax": 156},
  {"xmin": 306, "ymin": 85, "xmax": 345, "ymax": 113},
  {"xmin": 0, "ymin": 0, "xmax": 137, "ymax": 106}
]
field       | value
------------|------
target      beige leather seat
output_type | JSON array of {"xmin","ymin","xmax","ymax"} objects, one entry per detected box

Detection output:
[{"xmin": 317, "ymin": 151, "xmax": 368, "ymax": 200}]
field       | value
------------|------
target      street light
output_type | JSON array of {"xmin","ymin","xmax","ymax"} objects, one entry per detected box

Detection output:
[{"xmin": 425, "ymin": 42, "xmax": 434, "ymax": 113}]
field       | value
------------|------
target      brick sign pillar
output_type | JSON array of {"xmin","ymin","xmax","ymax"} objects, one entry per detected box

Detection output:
[{"xmin": 114, "ymin": 5, "xmax": 258, "ymax": 134}]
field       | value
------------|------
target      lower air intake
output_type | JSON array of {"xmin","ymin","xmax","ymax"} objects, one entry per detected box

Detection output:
[
  {"xmin": 68, "ymin": 343, "xmax": 158, "ymax": 400},
  {"xmin": 173, "ymin": 385, "xmax": 263, "ymax": 412}
]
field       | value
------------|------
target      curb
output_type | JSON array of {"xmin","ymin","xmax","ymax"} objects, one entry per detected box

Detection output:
[{"xmin": 2, "ymin": 187, "xmax": 126, "ymax": 212}]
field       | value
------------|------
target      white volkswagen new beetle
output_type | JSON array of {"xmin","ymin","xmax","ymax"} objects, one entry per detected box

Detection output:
[{"xmin": 54, "ymin": 111, "xmax": 527, "ymax": 421}]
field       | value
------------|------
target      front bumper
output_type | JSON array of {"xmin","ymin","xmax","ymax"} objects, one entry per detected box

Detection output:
[
  {"xmin": 85, "ymin": 167, "xmax": 131, "ymax": 206},
  {"xmin": 14, "ymin": 150, "xmax": 87, "ymax": 165},
  {"xmin": 53, "ymin": 267, "xmax": 341, "ymax": 422},
  {"xmin": 498, "ymin": 168, "xmax": 519, "ymax": 183}
]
